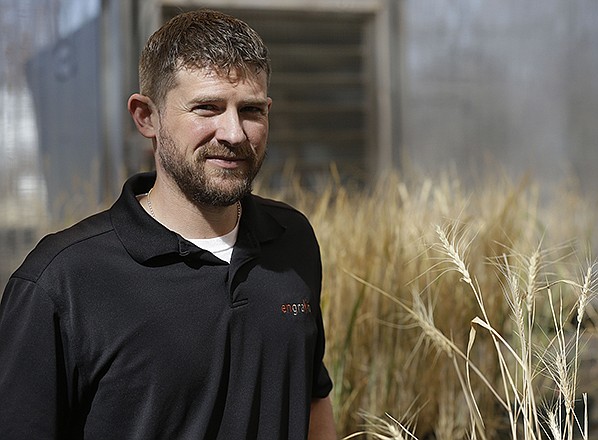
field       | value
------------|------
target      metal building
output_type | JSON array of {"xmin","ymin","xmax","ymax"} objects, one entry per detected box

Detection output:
[{"xmin": 1, "ymin": 0, "xmax": 598, "ymax": 286}]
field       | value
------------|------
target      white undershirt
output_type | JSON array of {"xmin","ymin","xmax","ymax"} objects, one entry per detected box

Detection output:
[
  {"xmin": 185, "ymin": 222, "xmax": 239, "ymax": 263},
  {"xmin": 136, "ymin": 193, "xmax": 240, "ymax": 263}
]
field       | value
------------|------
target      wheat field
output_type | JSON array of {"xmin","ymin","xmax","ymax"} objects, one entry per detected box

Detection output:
[{"xmin": 278, "ymin": 169, "xmax": 598, "ymax": 439}]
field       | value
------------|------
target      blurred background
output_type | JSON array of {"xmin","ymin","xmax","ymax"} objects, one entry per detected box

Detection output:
[{"xmin": 1, "ymin": 0, "xmax": 598, "ymax": 287}]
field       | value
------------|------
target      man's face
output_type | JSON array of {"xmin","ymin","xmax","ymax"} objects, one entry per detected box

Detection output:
[{"xmin": 154, "ymin": 67, "xmax": 271, "ymax": 207}]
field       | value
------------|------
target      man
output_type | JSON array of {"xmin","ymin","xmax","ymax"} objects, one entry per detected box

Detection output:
[{"xmin": 0, "ymin": 10, "xmax": 336, "ymax": 439}]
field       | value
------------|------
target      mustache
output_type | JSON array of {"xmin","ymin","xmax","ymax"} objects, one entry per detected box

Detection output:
[{"xmin": 197, "ymin": 143, "xmax": 256, "ymax": 160}]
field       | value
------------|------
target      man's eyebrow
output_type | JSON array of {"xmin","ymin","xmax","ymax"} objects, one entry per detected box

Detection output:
[
  {"xmin": 187, "ymin": 97, "xmax": 269, "ymax": 106},
  {"xmin": 187, "ymin": 96, "xmax": 223, "ymax": 105},
  {"xmin": 240, "ymin": 98, "xmax": 270, "ymax": 107}
]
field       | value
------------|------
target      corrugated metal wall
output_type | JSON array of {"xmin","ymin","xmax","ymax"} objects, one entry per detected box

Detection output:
[{"xmin": 401, "ymin": 0, "xmax": 598, "ymax": 193}]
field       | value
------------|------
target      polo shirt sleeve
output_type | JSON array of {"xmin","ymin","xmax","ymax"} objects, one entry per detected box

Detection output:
[
  {"xmin": 312, "ymin": 251, "xmax": 333, "ymax": 399},
  {"xmin": 311, "ymin": 298, "xmax": 333, "ymax": 399},
  {"xmin": 0, "ymin": 277, "xmax": 69, "ymax": 439},
  {"xmin": 306, "ymin": 225, "xmax": 333, "ymax": 400}
]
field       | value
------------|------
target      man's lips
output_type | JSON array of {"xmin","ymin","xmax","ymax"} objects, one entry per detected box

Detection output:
[{"xmin": 205, "ymin": 156, "xmax": 247, "ymax": 169}]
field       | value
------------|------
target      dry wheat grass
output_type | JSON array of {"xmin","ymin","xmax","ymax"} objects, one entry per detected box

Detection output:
[{"xmin": 275, "ymin": 169, "xmax": 597, "ymax": 439}]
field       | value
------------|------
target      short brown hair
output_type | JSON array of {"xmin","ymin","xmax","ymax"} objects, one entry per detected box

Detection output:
[{"xmin": 139, "ymin": 9, "xmax": 271, "ymax": 106}]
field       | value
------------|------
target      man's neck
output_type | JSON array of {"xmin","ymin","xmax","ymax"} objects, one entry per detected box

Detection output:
[{"xmin": 140, "ymin": 177, "xmax": 240, "ymax": 239}]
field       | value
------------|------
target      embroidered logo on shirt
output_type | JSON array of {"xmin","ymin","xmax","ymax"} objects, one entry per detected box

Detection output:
[{"xmin": 281, "ymin": 299, "xmax": 312, "ymax": 316}]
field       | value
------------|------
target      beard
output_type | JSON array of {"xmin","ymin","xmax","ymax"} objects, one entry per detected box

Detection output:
[{"xmin": 157, "ymin": 127, "xmax": 266, "ymax": 207}]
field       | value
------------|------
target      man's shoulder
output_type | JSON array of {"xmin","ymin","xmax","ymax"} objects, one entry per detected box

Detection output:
[
  {"xmin": 250, "ymin": 194, "xmax": 307, "ymax": 219},
  {"xmin": 248, "ymin": 194, "xmax": 319, "ymax": 247},
  {"xmin": 12, "ymin": 210, "xmax": 113, "ymax": 283}
]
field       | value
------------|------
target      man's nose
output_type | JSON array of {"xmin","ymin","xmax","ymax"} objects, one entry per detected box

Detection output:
[{"xmin": 215, "ymin": 110, "xmax": 246, "ymax": 146}]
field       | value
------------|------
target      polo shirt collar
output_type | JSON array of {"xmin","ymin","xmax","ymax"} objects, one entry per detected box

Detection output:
[{"xmin": 110, "ymin": 172, "xmax": 285, "ymax": 264}]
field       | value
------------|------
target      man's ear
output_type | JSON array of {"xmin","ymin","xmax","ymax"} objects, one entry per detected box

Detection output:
[{"xmin": 128, "ymin": 93, "xmax": 158, "ymax": 139}]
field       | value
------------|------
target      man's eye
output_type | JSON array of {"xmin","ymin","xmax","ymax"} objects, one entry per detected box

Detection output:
[
  {"xmin": 193, "ymin": 104, "xmax": 218, "ymax": 113},
  {"xmin": 242, "ymin": 106, "xmax": 266, "ymax": 114}
]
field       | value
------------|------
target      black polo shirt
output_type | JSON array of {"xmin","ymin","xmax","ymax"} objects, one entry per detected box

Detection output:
[{"xmin": 0, "ymin": 172, "xmax": 332, "ymax": 440}]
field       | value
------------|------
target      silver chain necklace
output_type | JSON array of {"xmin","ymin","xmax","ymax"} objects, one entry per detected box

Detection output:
[{"xmin": 146, "ymin": 188, "xmax": 156, "ymax": 218}]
